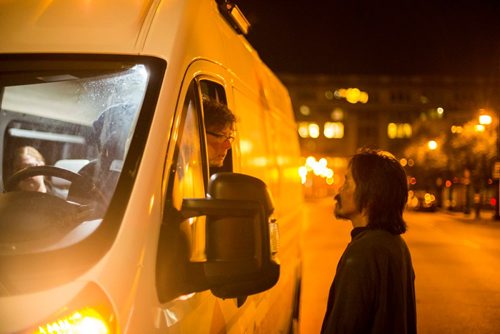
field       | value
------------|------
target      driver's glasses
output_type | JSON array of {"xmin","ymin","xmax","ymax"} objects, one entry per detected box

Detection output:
[{"xmin": 207, "ymin": 131, "xmax": 235, "ymax": 144}]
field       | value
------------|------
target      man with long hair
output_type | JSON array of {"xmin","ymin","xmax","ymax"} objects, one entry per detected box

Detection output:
[{"xmin": 321, "ymin": 148, "xmax": 417, "ymax": 333}]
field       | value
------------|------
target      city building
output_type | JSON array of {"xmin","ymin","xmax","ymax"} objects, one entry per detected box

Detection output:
[
  {"xmin": 280, "ymin": 73, "xmax": 498, "ymax": 159},
  {"xmin": 281, "ymin": 73, "xmax": 499, "ymax": 212}
]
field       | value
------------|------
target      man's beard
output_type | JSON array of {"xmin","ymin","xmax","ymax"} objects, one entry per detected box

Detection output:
[{"xmin": 334, "ymin": 194, "xmax": 350, "ymax": 220}]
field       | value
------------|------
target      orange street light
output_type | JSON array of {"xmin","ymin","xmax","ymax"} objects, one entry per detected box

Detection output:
[
  {"xmin": 427, "ymin": 140, "xmax": 438, "ymax": 150},
  {"xmin": 479, "ymin": 114, "xmax": 492, "ymax": 125}
]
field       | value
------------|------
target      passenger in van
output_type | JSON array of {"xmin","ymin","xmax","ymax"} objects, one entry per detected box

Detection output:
[
  {"xmin": 321, "ymin": 148, "xmax": 417, "ymax": 334},
  {"xmin": 203, "ymin": 99, "xmax": 236, "ymax": 169},
  {"xmin": 12, "ymin": 145, "xmax": 49, "ymax": 193}
]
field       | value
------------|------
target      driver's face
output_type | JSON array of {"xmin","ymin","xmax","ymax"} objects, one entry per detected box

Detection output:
[
  {"xmin": 16, "ymin": 155, "xmax": 46, "ymax": 193},
  {"xmin": 206, "ymin": 125, "xmax": 235, "ymax": 167}
]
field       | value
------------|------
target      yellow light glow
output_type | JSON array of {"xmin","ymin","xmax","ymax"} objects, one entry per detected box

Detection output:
[
  {"xmin": 335, "ymin": 88, "xmax": 346, "ymax": 98},
  {"xmin": 345, "ymin": 88, "xmax": 361, "ymax": 104},
  {"xmin": 298, "ymin": 122, "xmax": 309, "ymax": 138},
  {"xmin": 437, "ymin": 107, "xmax": 444, "ymax": 116},
  {"xmin": 428, "ymin": 140, "xmax": 438, "ymax": 150},
  {"xmin": 308, "ymin": 123, "xmax": 320, "ymax": 138},
  {"xmin": 299, "ymin": 166, "xmax": 308, "ymax": 184},
  {"xmin": 387, "ymin": 123, "xmax": 397, "ymax": 139},
  {"xmin": 306, "ymin": 156, "xmax": 316, "ymax": 167},
  {"xmin": 474, "ymin": 124, "xmax": 485, "ymax": 132},
  {"xmin": 359, "ymin": 91, "xmax": 369, "ymax": 103},
  {"xmin": 299, "ymin": 105, "xmax": 311, "ymax": 116},
  {"xmin": 403, "ymin": 123, "xmax": 412, "ymax": 137},
  {"xmin": 388, "ymin": 123, "xmax": 411, "ymax": 139},
  {"xmin": 330, "ymin": 108, "xmax": 343, "ymax": 121},
  {"xmin": 324, "ymin": 122, "xmax": 344, "ymax": 138},
  {"xmin": 301, "ymin": 156, "xmax": 335, "ymax": 183},
  {"xmin": 148, "ymin": 195, "xmax": 155, "ymax": 214},
  {"xmin": 424, "ymin": 193, "xmax": 436, "ymax": 204},
  {"xmin": 479, "ymin": 114, "xmax": 492, "ymax": 125},
  {"xmin": 239, "ymin": 139, "xmax": 253, "ymax": 153},
  {"xmin": 36, "ymin": 308, "xmax": 109, "ymax": 334},
  {"xmin": 451, "ymin": 125, "xmax": 463, "ymax": 134},
  {"xmin": 250, "ymin": 157, "xmax": 268, "ymax": 167},
  {"xmin": 326, "ymin": 169, "xmax": 334, "ymax": 178}
]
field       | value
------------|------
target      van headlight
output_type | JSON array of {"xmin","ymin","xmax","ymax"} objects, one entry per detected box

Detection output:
[
  {"xmin": 27, "ymin": 283, "xmax": 116, "ymax": 334},
  {"xmin": 35, "ymin": 307, "xmax": 110, "ymax": 334}
]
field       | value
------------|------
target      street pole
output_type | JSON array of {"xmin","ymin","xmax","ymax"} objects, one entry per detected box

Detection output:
[{"xmin": 495, "ymin": 111, "xmax": 500, "ymax": 220}]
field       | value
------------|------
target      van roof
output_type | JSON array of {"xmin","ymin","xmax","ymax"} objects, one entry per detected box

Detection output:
[
  {"xmin": 0, "ymin": 0, "xmax": 292, "ymax": 118},
  {"xmin": 0, "ymin": 0, "xmax": 164, "ymax": 54}
]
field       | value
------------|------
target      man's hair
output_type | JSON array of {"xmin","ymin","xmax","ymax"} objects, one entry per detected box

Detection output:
[
  {"xmin": 349, "ymin": 148, "xmax": 408, "ymax": 234},
  {"xmin": 203, "ymin": 99, "xmax": 236, "ymax": 131}
]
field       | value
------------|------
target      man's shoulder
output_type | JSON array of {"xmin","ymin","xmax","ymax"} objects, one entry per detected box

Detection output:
[{"xmin": 350, "ymin": 229, "xmax": 402, "ymax": 251}]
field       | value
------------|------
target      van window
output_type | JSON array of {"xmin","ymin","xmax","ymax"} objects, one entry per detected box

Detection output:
[
  {"xmin": 169, "ymin": 84, "xmax": 207, "ymax": 210},
  {"xmin": 157, "ymin": 81, "xmax": 209, "ymax": 302},
  {"xmin": 157, "ymin": 77, "xmax": 239, "ymax": 301},
  {"xmin": 199, "ymin": 80, "xmax": 233, "ymax": 174},
  {"xmin": 0, "ymin": 54, "xmax": 166, "ymax": 293}
]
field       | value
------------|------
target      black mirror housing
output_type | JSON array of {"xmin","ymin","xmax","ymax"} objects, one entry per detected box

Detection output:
[{"xmin": 181, "ymin": 173, "xmax": 280, "ymax": 299}]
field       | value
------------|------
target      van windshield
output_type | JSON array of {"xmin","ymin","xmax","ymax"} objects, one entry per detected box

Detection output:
[{"xmin": 0, "ymin": 55, "xmax": 164, "ymax": 270}]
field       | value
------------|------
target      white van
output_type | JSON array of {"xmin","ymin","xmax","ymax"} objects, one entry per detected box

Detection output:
[{"xmin": 0, "ymin": 0, "xmax": 304, "ymax": 333}]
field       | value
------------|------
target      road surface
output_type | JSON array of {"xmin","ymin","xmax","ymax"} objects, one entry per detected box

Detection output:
[{"xmin": 299, "ymin": 197, "xmax": 500, "ymax": 333}]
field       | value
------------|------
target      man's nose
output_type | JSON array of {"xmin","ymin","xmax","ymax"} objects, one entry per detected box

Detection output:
[{"xmin": 222, "ymin": 140, "xmax": 232, "ymax": 149}]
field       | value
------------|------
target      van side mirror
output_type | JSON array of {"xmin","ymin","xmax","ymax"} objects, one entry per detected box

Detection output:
[{"xmin": 181, "ymin": 173, "xmax": 279, "ymax": 299}]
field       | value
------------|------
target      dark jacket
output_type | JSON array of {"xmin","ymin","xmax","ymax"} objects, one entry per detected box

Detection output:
[{"xmin": 321, "ymin": 227, "xmax": 417, "ymax": 334}]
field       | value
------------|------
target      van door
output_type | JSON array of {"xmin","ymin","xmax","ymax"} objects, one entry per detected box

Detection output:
[{"xmin": 155, "ymin": 63, "xmax": 256, "ymax": 333}]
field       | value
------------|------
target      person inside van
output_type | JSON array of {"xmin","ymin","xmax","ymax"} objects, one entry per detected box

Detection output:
[
  {"xmin": 203, "ymin": 99, "xmax": 236, "ymax": 169},
  {"xmin": 12, "ymin": 145, "xmax": 49, "ymax": 193}
]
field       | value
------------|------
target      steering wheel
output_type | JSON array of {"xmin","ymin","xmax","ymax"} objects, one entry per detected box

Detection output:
[{"xmin": 4, "ymin": 165, "xmax": 106, "ymax": 204}]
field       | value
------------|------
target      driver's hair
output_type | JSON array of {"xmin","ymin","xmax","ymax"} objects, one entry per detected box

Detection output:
[{"xmin": 13, "ymin": 146, "xmax": 46, "ymax": 173}]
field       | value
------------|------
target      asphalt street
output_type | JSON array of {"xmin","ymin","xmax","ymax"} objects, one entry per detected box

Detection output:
[{"xmin": 299, "ymin": 198, "xmax": 500, "ymax": 333}]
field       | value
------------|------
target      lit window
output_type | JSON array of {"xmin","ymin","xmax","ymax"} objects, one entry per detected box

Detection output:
[
  {"xmin": 309, "ymin": 123, "xmax": 320, "ymax": 138},
  {"xmin": 330, "ymin": 108, "xmax": 343, "ymax": 121},
  {"xmin": 324, "ymin": 122, "xmax": 344, "ymax": 138},
  {"xmin": 479, "ymin": 114, "xmax": 492, "ymax": 125},
  {"xmin": 387, "ymin": 123, "xmax": 397, "ymax": 139},
  {"xmin": 451, "ymin": 125, "xmax": 463, "ymax": 134},
  {"xmin": 387, "ymin": 123, "xmax": 412, "ymax": 139},
  {"xmin": 298, "ymin": 122, "xmax": 309, "ymax": 138},
  {"xmin": 299, "ymin": 105, "xmax": 310, "ymax": 116},
  {"xmin": 403, "ymin": 123, "xmax": 412, "ymax": 137}
]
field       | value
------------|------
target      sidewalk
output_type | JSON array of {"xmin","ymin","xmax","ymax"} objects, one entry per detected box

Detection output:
[{"xmin": 442, "ymin": 209, "xmax": 500, "ymax": 227}]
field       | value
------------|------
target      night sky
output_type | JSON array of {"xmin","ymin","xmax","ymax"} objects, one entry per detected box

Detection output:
[{"xmin": 237, "ymin": 0, "xmax": 500, "ymax": 77}]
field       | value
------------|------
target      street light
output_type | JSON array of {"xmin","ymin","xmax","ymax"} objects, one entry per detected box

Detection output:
[
  {"xmin": 479, "ymin": 114, "xmax": 492, "ymax": 125},
  {"xmin": 428, "ymin": 140, "xmax": 438, "ymax": 150}
]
